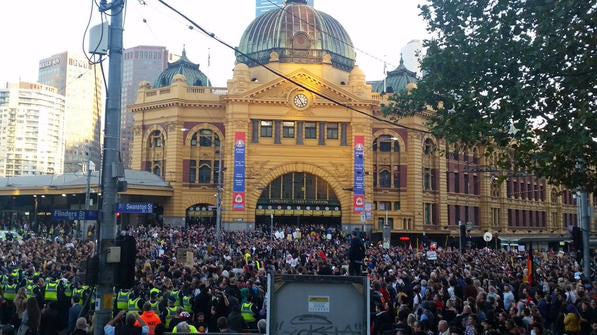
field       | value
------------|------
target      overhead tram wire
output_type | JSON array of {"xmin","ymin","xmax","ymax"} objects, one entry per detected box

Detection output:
[
  {"xmin": 264, "ymin": 0, "xmax": 397, "ymax": 69},
  {"xmin": 155, "ymin": 0, "xmax": 429, "ymax": 134}
]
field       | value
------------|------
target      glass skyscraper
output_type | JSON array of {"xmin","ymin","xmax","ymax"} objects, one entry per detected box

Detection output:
[
  {"xmin": 256, "ymin": 0, "xmax": 314, "ymax": 17},
  {"xmin": 38, "ymin": 52, "xmax": 104, "ymax": 173},
  {"xmin": 120, "ymin": 46, "xmax": 169, "ymax": 168}
]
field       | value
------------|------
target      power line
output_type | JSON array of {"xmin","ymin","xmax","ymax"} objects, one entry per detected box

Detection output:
[
  {"xmin": 155, "ymin": 0, "xmax": 428, "ymax": 135},
  {"xmin": 264, "ymin": 0, "xmax": 397, "ymax": 69}
]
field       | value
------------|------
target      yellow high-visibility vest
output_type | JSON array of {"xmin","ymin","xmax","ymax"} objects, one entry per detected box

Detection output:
[
  {"xmin": 117, "ymin": 291, "xmax": 130, "ymax": 310},
  {"xmin": 45, "ymin": 282, "xmax": 58, "ymax": 301}
]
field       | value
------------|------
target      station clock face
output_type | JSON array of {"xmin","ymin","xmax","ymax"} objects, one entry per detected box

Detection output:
[{"xmin": 293, "ymin": 93, "xmax": 309, "ymax": 109}]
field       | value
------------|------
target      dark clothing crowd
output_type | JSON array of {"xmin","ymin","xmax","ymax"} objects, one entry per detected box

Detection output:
[{"xmin": 0, "ymin": 224, "xmax": 594, "ymax": 335}]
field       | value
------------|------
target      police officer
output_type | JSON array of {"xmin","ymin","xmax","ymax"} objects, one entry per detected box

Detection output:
[
  {"xmin": 169, "ymin": 289, "xmax": 181, "ymax": 307},
  {"xmin": 116, "ymin": 289, "xmax": 131, "ymax": 312},
  {"xmin": 162, "ymin": 296, "xmax": 180, "ymax": 331},
  {"xmin": 148, "ymin": 288, "xmax": 161, "ymax": 313},
  {"xmin": 3, "ymin": 280, "xmax": 17, "ymax": 301},
  {"xmin": 44, "ymin": 278, "xmax": 59, "ymax": 303},
  {"xmin": 240, "ymin": 294, "xmax": 258, "ymax": 329},
  {"xmin": 128, "ymin": 293, "xmax": 142, "ymax": 313}
]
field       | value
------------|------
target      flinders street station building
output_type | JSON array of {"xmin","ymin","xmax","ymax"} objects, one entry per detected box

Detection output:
[
  {"xmin": 1, "ymin": 0, "xmax": 593, "ymax": 247},
  {"xmin": 127, "ymin": 0, "xmax": 588, "ymax": 242}
]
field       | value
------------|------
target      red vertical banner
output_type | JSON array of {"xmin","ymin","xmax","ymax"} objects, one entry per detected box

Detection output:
[
  {"xmin": 232, "ymin": 132, "xmax": 246, "ymax": 211},
  {"xmin": 353, "ymin": 136, "xmax": 365, "ymax": 213}
]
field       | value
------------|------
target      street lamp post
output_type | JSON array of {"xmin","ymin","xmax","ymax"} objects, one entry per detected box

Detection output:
[
  {"xmin": 270, "ymin": 213, "xmax": 274, "ymax": 241},
  {"xmin": 33, "ymin": 195, "xmax": 38, "ymax": 233},
  {"xmin": 215, "ymin": 139, "xmax": 223, "ymax": 241},
  {"xmin": 83, "ymin": 160, "xmax": 94, "ymax": 240}
]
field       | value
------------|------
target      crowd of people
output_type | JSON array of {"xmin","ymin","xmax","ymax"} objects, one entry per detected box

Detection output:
[{"xmin": 0, "ymin": 223, "xmax": 594, "ymax": 335}]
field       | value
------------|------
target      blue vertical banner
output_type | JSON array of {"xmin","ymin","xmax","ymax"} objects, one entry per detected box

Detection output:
[
  {"xmin": 354, "ymin": 135, "xmax": 365, "ymax": 212},
  {"xmin": 232, "ymin": 132, "xmax": 246, "ymax": 210}
]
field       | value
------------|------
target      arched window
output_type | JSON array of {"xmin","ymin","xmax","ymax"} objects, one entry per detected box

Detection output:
[
  {"xmin": 149, "ymin": 130, "xmax": 164, "ymax": 148},
  {"xmin": 199, "ymin": 162, "xmax": 212, "ymax": 184},
  {"xmin": 423, "ymin": 138, "xmax": 435, "ymax": 155},
  {"xmin": 200, "ymin": 129, "xmax": 213, "ymax": 147},
  {"xmin": 379, "ymin": 136, "xmax": 392, "ymax": 152},
  {"xmin": 375, "ymin": 135, "xmax": 401, "ymax": 152},
  {"xmin": 191, "ymin": 129, "xmax": 218, "ymax": 147},
  {"xmin": 379, "ymin": 170, "xmax": 391, "ymax": 188}
]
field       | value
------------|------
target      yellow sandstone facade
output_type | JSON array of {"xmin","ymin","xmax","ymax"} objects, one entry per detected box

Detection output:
[{"xmin": 129, "ymin": 0, "xmax": 584, "ymax": 243}]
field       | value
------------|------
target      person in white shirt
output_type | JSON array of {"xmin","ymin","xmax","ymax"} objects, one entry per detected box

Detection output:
[
  {"xmin": 437, "ymin": 320, "xmax": 450, "ymax": 335},
  {"xmin": 503, "ymin": 285, "xmax": 515, "ymax": 311}
]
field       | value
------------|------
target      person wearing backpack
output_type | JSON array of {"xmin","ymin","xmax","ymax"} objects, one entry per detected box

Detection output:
[{"xmin": 564, "ymin": 303, "xmax": 581, "ymax": 335}]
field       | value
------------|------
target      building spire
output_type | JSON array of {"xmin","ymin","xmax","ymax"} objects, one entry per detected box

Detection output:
[{"xmin": 399, "ymin": 53, "xmax": 404, "ymax": 66}]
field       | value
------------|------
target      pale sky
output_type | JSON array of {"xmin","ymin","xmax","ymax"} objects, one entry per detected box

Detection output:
[{"xmin": 0, "ymin": 0, "xmax": 428, "ymax": 87}]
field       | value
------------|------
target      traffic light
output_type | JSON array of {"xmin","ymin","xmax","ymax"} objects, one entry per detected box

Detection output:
[
  {"xmin": 115, "ymin": 212, "xmax": 121, "ymax": 225},
  {"xmin": 114, "ymin": 235, "xmax": 136, "ymax": 289}
]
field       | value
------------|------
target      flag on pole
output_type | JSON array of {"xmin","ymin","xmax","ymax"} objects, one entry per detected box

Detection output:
[{"xmin": 527, "ymin": 242, "xmax": 534, "ymax": 285}]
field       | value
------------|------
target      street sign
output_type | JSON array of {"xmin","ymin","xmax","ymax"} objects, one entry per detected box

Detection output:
[
  {"xmin": 52, "ymin": 209, "xmax": 98, "ymax": 221},
  {"xmin": 116, "ymin": 203, "xmax": 153, "ymax": 214},
  {"xmin": 483, "ymin": 232, "xmax": 493, "ymax": 242}
]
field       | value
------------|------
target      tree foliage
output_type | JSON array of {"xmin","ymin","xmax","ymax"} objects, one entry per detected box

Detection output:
[{"xmin": 386, "ymin": 0, "xmax": 597, "ymax": 191}]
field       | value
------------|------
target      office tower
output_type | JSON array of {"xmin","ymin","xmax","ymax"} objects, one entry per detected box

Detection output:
[
  {"xmin": 0, "ymin": 82, "xmax": 66, "ymax": 176},
  {"xmin": 256, "ymin": 0, "xmax": 314, "ymax": 17},
  {"xmin": 121, "ymin": 46, "xmax": 169, "ymax": 168},
  {"xmin": 38, "ymin": 52, "xmax": 104, "ymax": 172}
]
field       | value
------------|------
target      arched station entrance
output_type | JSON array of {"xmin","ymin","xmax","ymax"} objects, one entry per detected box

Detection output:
[
  {"xmin": 255, "ymin": 172, "xmax": 341, "ymax": 228},
  {"xmin": 186, "ymin": 203, "xmax": 216, "ymax": 225}
]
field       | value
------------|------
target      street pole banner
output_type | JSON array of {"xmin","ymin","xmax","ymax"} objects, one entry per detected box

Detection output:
[
  {"xmin": 354, "ymin": 135, "xmax": 365, "ymax": 213},
  {"xmin": 233, "ymin": 132, "xmax": 246, "ymax": 211}
]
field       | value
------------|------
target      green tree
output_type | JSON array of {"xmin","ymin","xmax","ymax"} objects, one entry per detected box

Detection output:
[{"xmin": 386, "ymin": 0, "xmax": 597, "ymax": 191}]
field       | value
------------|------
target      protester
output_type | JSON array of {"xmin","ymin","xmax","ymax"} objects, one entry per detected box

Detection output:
[
  {"xmin": 17, "ymin": 298, "xmax": 40, "ymax": 335},
  {"xmin": 349, "ymin": 230, "xmax": 365, "ymax": 276},
  {"xmin": 104, "ymin": 311, "xmax": 148, "ymax": 335},
  {"xmin": 67, "ymin": 296, "xmax": 82, "ymax": 334},
  {"xmin": 70, "ymin": 317, "xmax": 88, "ymax": 335},
  {"xmin": 0, "ymin": 224, "xmax": 594, "ymax": 335}
]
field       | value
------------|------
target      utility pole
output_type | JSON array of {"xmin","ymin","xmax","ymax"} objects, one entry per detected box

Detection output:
[
  {"xmin": 94, "ymin": 0, "xmax": 124, "ymax": 334},
  {"xmin": 579, "ymin": 191, "xmax": 591, "ymax": 279},
  {"xmin": 216, "ymin": 139, "xmax": 223, "ymax": 241}
]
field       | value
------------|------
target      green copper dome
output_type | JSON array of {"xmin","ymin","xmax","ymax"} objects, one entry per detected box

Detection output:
[
  {"xmin": 236, "ymin": 0, "xmax": 356, "ymax": 71},
  {"xmin": 155, "ymin": 49, "xmax": 211, "ymax": 88},
  {"xmin": 371, "ymin": 56, "xmax": 418, "ymax": 94}
]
